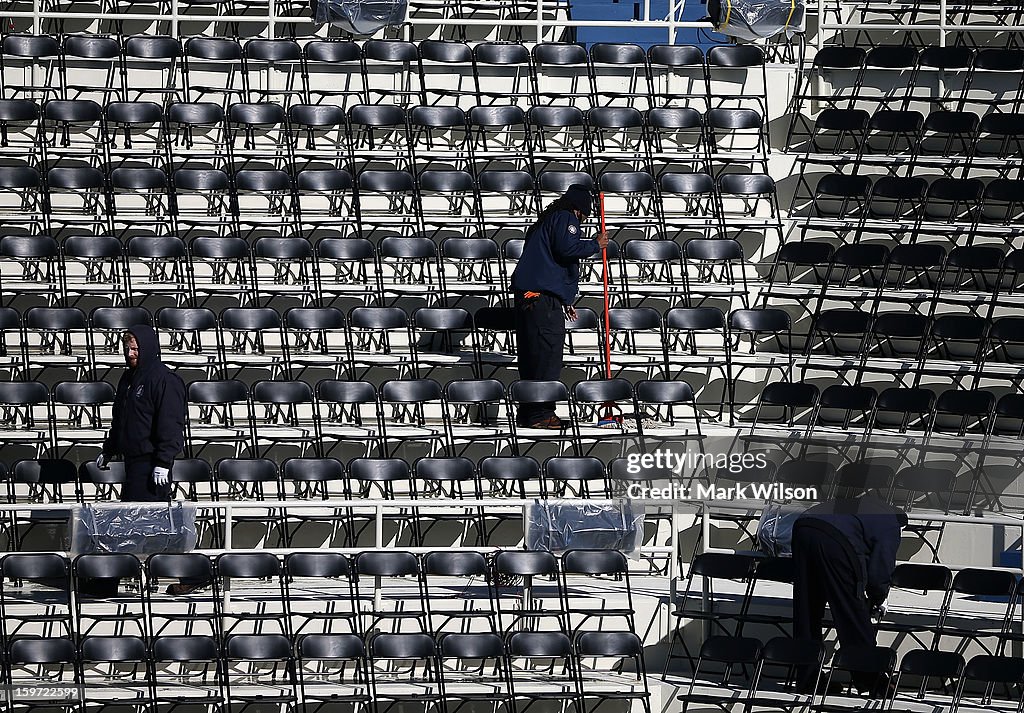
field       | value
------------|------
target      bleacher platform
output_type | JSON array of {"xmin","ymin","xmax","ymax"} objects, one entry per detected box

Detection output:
[{"xmin": 1, "ymin": 0, "xmax": 1024, "ymax": 711}]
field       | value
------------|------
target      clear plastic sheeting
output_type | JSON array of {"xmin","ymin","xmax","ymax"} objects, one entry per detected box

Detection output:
[
  {"xmin": 526, "ymin": 499, "xmax": 644, "ymax": 554},
  {"xmin": 69, "ymin": 502, "xmax": 198, "ymax": 556},
  {"xmin": 310, "ymin": 0, "xmax": 407, "ymax": 35},
  {"xmin": 707, "ymin": 0, "xmax": 805, "ymax": 41},
  {"xmin": 756, "ymin": 503, "xmax": 809, "ymax": 557}
]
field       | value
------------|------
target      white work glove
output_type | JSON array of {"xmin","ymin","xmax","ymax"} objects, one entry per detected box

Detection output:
[
  {"xmin": 95, "ymin": 453, "xmax": 108, "ymax": 470},
  {"xmin": 152, "ymin": 467, "xmax": 170, "ymax": 487},
  {"xmin": 870, "ymin": 599, "xmax": 888, "ymax": 622}
]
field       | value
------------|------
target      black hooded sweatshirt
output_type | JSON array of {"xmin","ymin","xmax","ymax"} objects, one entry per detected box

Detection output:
[{"xmin": 102, "ymin": 324, "xmax": 187, "ymax": 469}]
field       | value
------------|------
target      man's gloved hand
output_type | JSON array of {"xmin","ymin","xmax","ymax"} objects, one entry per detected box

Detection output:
[
  {"xmin": 870, "ymin": 599, "xmax": 888, "ymax": 622},
  {"xmin": 95, "ymin": 453, "xmax": 108, "ymax": 470},
  {"xmin": 152, "ymin": 467, "xmax": 170, "ymax": 487}
]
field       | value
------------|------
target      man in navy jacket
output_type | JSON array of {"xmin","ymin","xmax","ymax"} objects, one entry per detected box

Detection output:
[
  {"xmin": 510, "ymin": 185, "xmax": 608, "ymax": 428},
  {"xmin": 97, "ymin": 323, "xmax": 186, "ymax": 502},
  {"xmin": 792, "ymin": 492, "xmax": 907, "ymax": 694}
]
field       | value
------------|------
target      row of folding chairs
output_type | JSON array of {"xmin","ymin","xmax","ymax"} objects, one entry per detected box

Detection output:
[
  {"xmin": 798, "ymin": 306, "xmax": 1023, "ymax": 359},
  {"xmin": 4, "ymin": 443, "xmax": 1008, "ymax": 513},
  {"xmin": 3, "ymin": 451, "xmax": 674, "ymax": 507},
  {"xmin": 0, "ymin": 301, "xmax": 748, "ymax": 376},
  {"xmin": 792, "ymin": 45, "xmax": 1024, "ymax": 121},
  {"xmin": 670, "ymin": 552, "xmax": 1024, "ymax": 677},
  {"xmin": 804, "ymin": 309, "xmax": 1024, "ymax": 363},
  {"xmin": 0, "ymin": 34, "xmax": 766, "ymax": 110},
  {"xmin": 752, "ymin": 380, "xmax": 1024, "ymax": 440},
  {"xmin": 848, "ymin": 0, "xmax": 1023, "ymax": 38},
  {"xmin": 5, "ymin": 629, "xmax": 648, "ymax": 713},
  {"xmin": 735, "ymin": 307, "xmax": 1024, "ymax": 387},
  {"xmin": 0, "ymin": 375, "xmax": 704, "ymax": 459},
  {"xmin": 0, "ymin": 549, "xmax": 637, "ymax": 639},
  {"xmin": 2, "ymin": 101, "xmax": 768, "ymax": 175},
  {"xmin": 767, "ymin": 241, "xmax": 1024, "ymax": 304},
  {"xmin": 676, "ymin": 451, "xmax": 990, "ymax": 518},
  {"xmin": 801, "ymin": 107, "xmax": 1024, "ymax": 164},
  {"xmin": 0, "ymin": 303, "xmax": 522, "ymax": 379},
  {"xmin": 0, "ymin": 233, "xmax": 755, "ymax": 309},
  {"xmin": 681, "ymin": 634, "xmax": 1024, "ymax": 711},
  {"xmin": 10, "ymin": 301, "xmax": 1024, "ymax": 385},
  {"xmin": 12, "ymin": 300, "xmax": 1024, "ymax": 381},
  {"xmin": 0, "ymin": 304, "xmax": 331, "ymax": 380},
  {"xmin": 1, "ymin": 98, "xmax": 766, "ymax": 154},
  {"xmin": 17, "ymin": 232, "xmax": 1024, "ymax": 316},
  {"xmin": 0, "ymin": 233, "xmax": 533, "ymax": 308},
  {"xmin": 0, "ymin": 164, "xmax": 778, "ymax": 237},
  {"xmin": 802, "ymin": 173, "xmax": 1024, "ymax": 230},
  {"xmin": 676, "ymin": 553, "xmax": 1022, "ymax": 653}
]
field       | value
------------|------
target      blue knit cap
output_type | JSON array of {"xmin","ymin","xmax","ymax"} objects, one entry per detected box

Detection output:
[{"xmin": 563, "ymin": 184, "xmax": 593, "ymax": 217}]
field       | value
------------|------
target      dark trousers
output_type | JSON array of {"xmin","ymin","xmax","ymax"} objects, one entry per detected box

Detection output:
[
  {"xmin": 121, "ymin": 455, "xmax": 171, "ymax": 503},
  {"xmin": 793, "ymin": 524, "xmax": 878, "ymax": 692},
  {"xmin": 513, "ymin": 293, "xmax": 565, "ymax": 424},
  {"xmin": 124, "ymin": 458, "xmax": 205, "ymax": 586}
]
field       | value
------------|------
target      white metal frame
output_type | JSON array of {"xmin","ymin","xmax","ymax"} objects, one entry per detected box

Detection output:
[{"xmin": 4, "ymin": 0, "xmax": 713, "ymax": 43}]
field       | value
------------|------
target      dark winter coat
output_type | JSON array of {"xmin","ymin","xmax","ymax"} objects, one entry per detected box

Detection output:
[
  {"xmin": 795, "ymin": 494, "xmax": 908, "ymax": 605},
  {"xmin": 102, "ymin": 324, "xmax": 186, "ymax": 469},
  {"xmin": 510, "ymin": 208, "xmax": 601, "ymax": 305}
]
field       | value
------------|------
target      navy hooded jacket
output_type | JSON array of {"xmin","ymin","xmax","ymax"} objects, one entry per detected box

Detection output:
[
  {"xmin": 102, "ymin": 324, "xmax": 187, "ymax": 469},
  {"xmin": 795, "ymin": 494, "xmax": 908, "ymax": 605},
  {"xmin": 510, "ymin": 208, "xmax": 602, "ymax": 305}
]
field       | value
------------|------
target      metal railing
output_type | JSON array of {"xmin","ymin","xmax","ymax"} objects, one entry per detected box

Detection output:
[
  {"xmin": 814, "ymin": 0, "xmax": 1024, "ymax": 50},
  {"xmin": 3, "ymin": 497, "xmax": 1020, "ymax": 634},
  {"xmin": 1, "ymin": 0, "xmax": 714, "ymax": 43}
]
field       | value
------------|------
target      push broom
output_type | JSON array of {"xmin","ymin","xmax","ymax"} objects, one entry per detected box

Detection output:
[{"xmin": 596, "ymin": 191, "xmax": 624, "ymax": 428}]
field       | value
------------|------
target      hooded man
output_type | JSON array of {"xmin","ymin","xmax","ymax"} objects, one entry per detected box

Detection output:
[
  {"xmin": 792, "ymin": 492, "xmax": 907, "ymax": 695},
  {"xmin": 96, "ymin": 324, "xmax": 187, "ymax": 502},
  {"xmin": 510, "ymin": 184, "xmax": 609, "ymax": 429}
]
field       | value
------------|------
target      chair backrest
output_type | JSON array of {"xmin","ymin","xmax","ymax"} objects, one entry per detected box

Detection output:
[
  {"xmin": 354, "ymin": 550, "xmax": 419, "ymax": 577},
  {"xmin": 217, "ymin": 552, "xmax": 281, "ymax": 578},
  {"xmin": 286, "ymin": 551, "xmax": 351, "ymax": 578}
]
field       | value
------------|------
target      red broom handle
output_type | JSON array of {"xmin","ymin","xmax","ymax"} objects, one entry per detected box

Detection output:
[{"xmin": 600, "ymin": 192, "xmax": 612, "ymax": 380}]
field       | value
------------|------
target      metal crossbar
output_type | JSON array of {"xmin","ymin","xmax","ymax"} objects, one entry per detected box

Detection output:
[
  {"xmin": 3, "ymin": 0, "xmax": 714, "ymax": 43},
  {"xmin": 816, "ymin": 0, "xmax": 1024, "ymax": 49}
]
